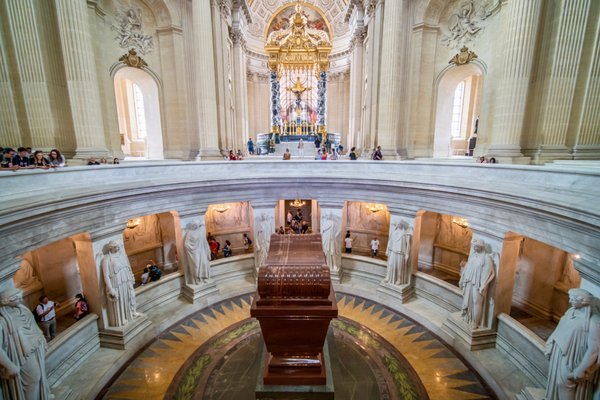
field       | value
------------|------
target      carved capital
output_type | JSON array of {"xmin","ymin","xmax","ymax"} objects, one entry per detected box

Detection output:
[
  {"xmin": 211, "ymin": 0, "xmax": 231, "ymax": 19},
  {"xmin": 350, "ymin": 26, "xmax": 367, "ymax": 49}
]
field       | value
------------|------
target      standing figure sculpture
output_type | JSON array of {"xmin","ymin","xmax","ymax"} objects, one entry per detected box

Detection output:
[
  {"xmin": 385, "ymin": 219, "xmax": 413, "ymax": 285},
  {"xmin": 0, "ymin": 287, "xmax": 50, "ymax": 400},
  {"xmin": 544, "ymin": 288, "xmax": 600, "ymax": 400},
  {"xmin": 321, "ymin": 211, "xmax": 341, "ymax": 272},
  {"xmin": 458, "ymin": 239, "xmax": 495, "ymax": 329},
  {"xmin": 255, "ymin": 213, "xmax": 274, "ymax": 273},
  {"xmin": 182, "ymin": 222, "xmax": 211, "ymax": 285},
  {"xmin": 100, "ymin": 240, "xmax": 138, "ymax": 327}
]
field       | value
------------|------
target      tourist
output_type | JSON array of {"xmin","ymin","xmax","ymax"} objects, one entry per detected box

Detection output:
[
  {"xmin": 489, "ymin": 157, "xmax": 497, "ymax": 164},
  {"xmin": 278, "ymin": 226, "xmax": 285, "ymax": 235},
  {"xmin": 330, "ymin": 150, "xmax": 338, "ymax": 160},
  {"xmin": 13, "ymin": 147, "xmax": 33, "ymax": 169},
  {"xmin": 344, "ymin": 231, "xmax": 353, "ymax": 253},
  {"xmin": 315, "ymin": 149, "xmax": 322, "ymax": 160},
  {"xmin": 48, "ymin": 149, "xmax": 66, "ymax": 167},
  {"xmin": 283, "ymin": 148, "xmax": 291, "ymax": 160},
  {"xmin": 247, "ymin": 138, "xmax": 254, "ymax": 155},
  {"xmin": 229, "ymin": 150, "xmax": 237, "ymax": 160},
  {"xmin": 370, "ymin": 236, "xmax": 380, "ymax": 257},
  {"xmin": 298, "ymin": 139, "xmax": 305, "ymax": 158},
  {"xmin": 321, "ymin": 149, "xmax": 328, "ymax": 160},
  {"xmin": 478, "ymin": 156, "xmax": 487, "ymax": 163},
  {"xmin": 74, "ymin": 293, "xmax": 89, "ymax": 321},
  {"xmin": 148, "ymin": 262, "xmax": 162, "ymax": 282},
  {"xmin": 1, "ymin": 148, "xmax": 15, "ymax": 169},
  {"xmin": 223, "ymin": 240, "xmax": 232, "ymax": 257},
  {"xmin": 372, "ymin": 146, "xmax": 383, "ymax": 161},
  {"xmin": 36, "ymin": 295, "xmax": 59, "ymax": 341},
  {"xmin": 236, "ymin": 149, "xmax": 244, "ymax": 160},
  {"xmin": 100, "ymin": 158, "xmax": 108, "ymax": 164},
  {"xmin": 349, "ymin": 147, "xmax": 358, "ymax": 160},
  {"xmin": 287, "ymin": 211, "xmax": 293, "ymax": 226},
  {"xmin": 338, "ymin": 143, "xmax": 344, "ymax": 154},
  {"xmin": 87, "ymin": 157, "xmax": 100, "ymax": 165},
  {"xmin": 209, "ymin": 238, "xmax": 219, "ymax": 260},
  {"xmin": 32, "ymin": 151, "xmax": 51, "ymax": 169},
  {"xmin": 314, "ymin": 135, "xmax": 321, "ymax": 149},
  {"xmin": 113, "ymin": 158, "xmax": 120, "ymax": 164},
  {"xmin": 140, "ymin": 268, "xmax": 151, "ymax": 286},
  {"xmin": 25, "ymin": 147, "xmax": 33, "ymax": 158},
  {"xmin": 301, "ymin": 220, "xmax": 309, "ymax": 234}
]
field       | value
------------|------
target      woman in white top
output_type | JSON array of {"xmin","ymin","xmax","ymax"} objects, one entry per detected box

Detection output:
[
  {"xmin": 344, "ymin": 231, "xmax": 353, "ymax": 253},
  {"xmin": 298, "ymin": 139, "xmax": 305, "ymax": 159}
]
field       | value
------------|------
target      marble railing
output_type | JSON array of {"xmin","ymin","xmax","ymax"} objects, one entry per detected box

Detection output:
[{"xmin": 1, "ymin": 161, "xmax": 598, "ymax": 287}]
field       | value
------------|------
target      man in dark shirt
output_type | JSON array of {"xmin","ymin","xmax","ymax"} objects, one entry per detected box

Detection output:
[
  {"xmin": 349, "ymin": 147, "xmax": 358, "ymax": 160},
  {"xmin": 12, "ymin": 147, "xmax": 33, "ymax": 169},
  {"xmin": 372, "ymin": 146, "xmax": 383, "ymax": 161},
  {"xmin": 1, "ymin": 148, "xmax": 15, "ymax": 168}
]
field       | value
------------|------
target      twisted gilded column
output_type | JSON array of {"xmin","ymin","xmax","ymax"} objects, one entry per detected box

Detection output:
[
  {"xmin": 532, "ymin": 0, "xmax": 592, "ymax": 161},
  {"xmin": 55, "ymin": 0, "xmax": 108, "ymax": 158},
  {"xmin": 317, "ymin": 71, "xmax": 327, "ymax": 142},
  {"xmin": 376, "ymin": 0, "xmax": 405, "ymax": 159},
  {"xmin": 269, "ymin": 70, "xmax": 282, "ymax": 142},
  {"xmin": 193, "ymin": 0, "xmax": 221, "ymax": 159},
  {"xmin": 488, "ymin": 0, "xmax": 542, "ymax": 161}
]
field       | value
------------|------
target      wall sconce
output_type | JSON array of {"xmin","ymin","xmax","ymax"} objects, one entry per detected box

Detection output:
[
  {"xmin": 126, "ymin": 218, "xmax": 141, "ymax": 229},
  {"xmin": 572, "ymin": 254, "xmax": 581, "ymax": 260},
  {"xmin": 212, "ymin": 204, "xmax": 230, "ymax": 213},
  {"xmin": 290, "ymin": 199, "xmax": 306, "ymax": 208},
  {"xmin": 365, "ymin": 203, "xmax": 385, "ymax": 213},
  {"xmin": 451, "ymin": 216, "xmax": 469, "ymax": 229}
]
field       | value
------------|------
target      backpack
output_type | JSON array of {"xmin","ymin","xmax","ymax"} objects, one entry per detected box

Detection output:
[
  {"xmin": 32, "ymin": 304, "xmax": 43, "ymax": 323},
  {"xmin": 247, "ymin": 237, "xmax": 252, "ymax": 245}
]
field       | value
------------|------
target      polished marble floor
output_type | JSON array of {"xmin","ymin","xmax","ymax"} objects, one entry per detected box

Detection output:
[{"xmin": 102, "ymin": 294, "xmax": 496, "ymax": 399}]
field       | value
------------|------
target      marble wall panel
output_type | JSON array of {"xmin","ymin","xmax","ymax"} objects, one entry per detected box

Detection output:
[{"xmin": 343, "ymin": 201, "xmax": 390, "ymax": 255}]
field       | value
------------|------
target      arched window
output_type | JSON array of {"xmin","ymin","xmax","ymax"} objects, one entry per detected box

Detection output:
[
  {"xmin": 450, "ymin": 81, "xmax": 465, "ymax": 138},
  {"xmin": 132, "ymin": 84, "xmax": 147, "ymax": 139}
]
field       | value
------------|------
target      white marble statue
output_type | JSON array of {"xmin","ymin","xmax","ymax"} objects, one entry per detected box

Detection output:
[
  {"xmin": 0, "ymin": 287, "xmax": 50, "ymax": 400},
  {"xmin": 544, "ymin": 288, "xmax": 600, "ymax": 400},
  {"xmin": 99, "ymin": 240, "xmax": 138, "ymax": 327},
  {"xmin": 254, "ymin": 213, "xmax": 274, "ymax": 273},
  {"xmin": 385, "ymin": 219, "xmax": 413, "ymax": 285},
  {"xmin": 458, "ymin": 239, "xmax": 496, "ymax": 329},
  {"xmin": 321, "ymin": 211, "xmax": 342, "ymax": 272},
  {"xmin": 182, "ymin": 221, "xmax": 211, "ymax": 285},
  {"xmin": 13, "ymin": 257, "xmax": 42, "ymax": 294}
]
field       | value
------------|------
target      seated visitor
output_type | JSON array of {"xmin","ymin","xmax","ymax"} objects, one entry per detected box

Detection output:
[
  {"xmin": 74, "ymin": 293, "xmax": 89, "ymax": 321},
  {"xmin": 301, "ymin": 221, "xmax": 309, "ymax": 234},
  {"xmin": 100, "ymin": 158, "xmax": 108, "ymax": 164},
  {"xmin": 314, "ymin": 149, "xmax": 322, "ymax": 160},
  {"xmin": 283, "ymin": 149, "xmax": 291, "ymax": 160},
  {"xmin": 32, "ymin": 151, "xmax": 51, "ymax": 169},
  {"xmin": 149, "ymin": 264, "xmax": 162, "ymax": 282},
  {"xmin": 36, "ymin": 295, "xmax": 59, "ymax": 342},
  {"xmin": 47, "ymin": 149, "xmax": 66, "ymax": 167},
  {"xmin": 87, "ymin": 157, "xmax": 100, "ymax": 165},
  {"xmin": 140, "ymin": 268, "xmax": 151, "ymax": 286},
  {"xmin": 236, "ymin": 150, "xmax": 244, "ymax": 160},
  {"xmin": 113, "ymin": 158, "xmax": 120, "ymax": 164},
  {"xmin": 229, "ymin": 150, "xmax": 237, "ymax": 160},
  {"xmin": 13, "ymin": 147, "xmax": 34, "ymax": 169},
  {"xmin": 223, "ymin": 240, "xmax": 232, "ymax": 257},
  {"xmin": 278, "ymin": 226, "xmax": 285, "ymax": 235},
  {"xmin": 329, "ymin": 150, "xmax": 338, "ymax": 160},
  {"xmin": 321, "ymin": 149, "xmax": 328, "ymax": 160}
]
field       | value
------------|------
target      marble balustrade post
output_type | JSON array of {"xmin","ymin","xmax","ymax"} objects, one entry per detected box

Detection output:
[
  {"xmin": 193, "ymin": 0, "xmax": 222, "ymax": 159},
  {"xmin": 488, "ymin": 0, "xmax": 542, "ymax": 162},
  {"xmin": 55, "ymin": 0, "xmax": 109, "ymax": 158},
  {"xmin": 376, "ymin": 0, "xmax": 405, "ymax": 159},
  {"xmin": 531, "ymin": 0, "xmax": 592, "ymax": 162}
]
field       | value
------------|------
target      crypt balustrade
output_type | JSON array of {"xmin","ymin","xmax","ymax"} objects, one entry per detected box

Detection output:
[{"xmin": 0, "ymin": 161, "xmax": 599, "ymax": 398}]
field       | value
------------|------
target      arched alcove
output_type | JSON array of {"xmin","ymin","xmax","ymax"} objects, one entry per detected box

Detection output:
[
  {"xmin": 113, "ymin": 67, "xmax": 164, "ymax": 160},
  {"xmin": 433, "ymin": 63, "xmax": 484, "ymax": 158}
]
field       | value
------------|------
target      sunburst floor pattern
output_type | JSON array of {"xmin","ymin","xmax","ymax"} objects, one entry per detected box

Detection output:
[{"xmin": 101, "ymin": 294, "xmax": 496, "ymax": 399}]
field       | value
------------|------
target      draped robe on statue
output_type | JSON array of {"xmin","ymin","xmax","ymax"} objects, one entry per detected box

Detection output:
[
  {"xmin": 183, "ymin": 223, "xmax": 211, "ymax": 285},
  {"xmin": 0, "ymin": 305, "xmax": 50, "ymax": 400},
  {"xmin": 101, "ymin": 247, "xmax": 137, "ymax": 327},
  {"xmin": 385, "ymin": 224, "xmax": 412, "ymax": 285},
  {"xmin": 459, "ymin": 250, "xmax": 495, "ymax": 329},
  {"xmin": 544, "ymin": 305, "xmax": 600, "ymax": 400}
]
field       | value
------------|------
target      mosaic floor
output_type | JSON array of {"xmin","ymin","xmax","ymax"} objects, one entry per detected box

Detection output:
[{"xmin": 102, "ymin": 294, "xmax": 496, "ymax": 400}]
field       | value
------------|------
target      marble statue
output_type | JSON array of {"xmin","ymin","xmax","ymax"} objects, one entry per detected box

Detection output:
[
  {"xmin": 182, "ymin": 221, "xmax": 211, "ymax": 285},
  {"xmin": 13, "ymin": 257, "xmax": 42, "ymax": 294},
  {"xmin": 255, "ymin": 213, "xmax": 274, "ymax": 273},
  {"xmin": 0, "ymin": 287, "xmax": 50, "ymax": 400},
  {"xmin": 544, "ymin": 288, "xmax": 600, "ymax": 400},
  {"xmin": 458, "ymin": 239, "xmax": 496, "ymax": 329},
  {"xmin": 99, "ymin": 240, "xmax": 138, "ymax": 327},
  {"xmin": 385, "ymin": 219, "xmax": 413, "ymax": 285},
  {"xmin": 321, "ymin": 211, "xmax": 341, "ymax": 272}
]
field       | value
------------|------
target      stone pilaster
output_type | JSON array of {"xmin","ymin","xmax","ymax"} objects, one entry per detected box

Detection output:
[
  {"xmin": 348, "ymin": 25, "xmax": 366, "ymax": 151},
  {"xmin": 231, "ymin": 27, "xmax": 249, "ymax": 153},
  {"xmin": 90, "ymin": 230, "xmax": 150, "ymax": 350},
  {"xmin": 530, "ymin": 0, "xmax": 592, "ymax": 162},
  {"xmin": 4, "ymin": 0, "xmax": 60, "ymax": 150},
  {"xmin": 376, "ymin": 0, "xmax": 405, "ymax": 159},
  {"xmin": 251, "ymin": 203, "xmax": 276, "ymax": 277},
  {"xmin": 488, "ymin": 0, "xmax": 542, "ymax": 163},
  {"xmin": 193, "ymin": 0, "xmax": 222, "ymax": 159},
  {"xmin": 0, "ymin": 11, "xmax": 21, "ymax": 148},
  {"xmin": 377, "ymin": 208, "xmax": 416, "ymax": 303},
  {"xmin": 319, "ymin": 202, "xmax": 344, "ymax": 283},
  {"xmin": 55, "ymin": 0, "xmax": 109, "ymax": 158}
]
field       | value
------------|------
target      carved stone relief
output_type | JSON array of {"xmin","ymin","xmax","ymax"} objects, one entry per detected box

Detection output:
[
  {"xmin": 112, "ymin": 7, "xmax": 154, "ymax": 55},
  {"xmin": 441, "ymin": 0, "xmax": 501, "ymax": 50}
]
